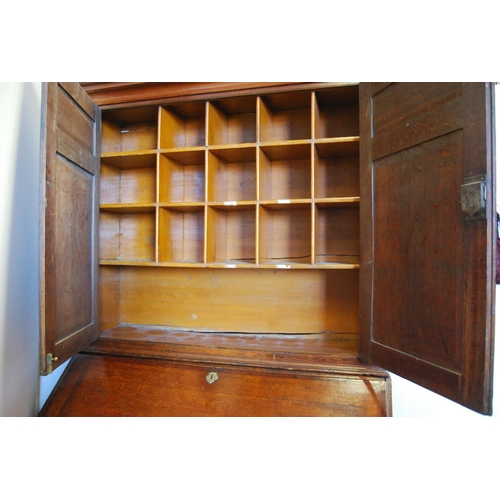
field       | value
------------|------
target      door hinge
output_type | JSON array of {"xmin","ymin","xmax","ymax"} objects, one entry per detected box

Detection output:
[
  {"xmin": 461, "ymin": 175, "xmax": 487, "ymax": 220},
  {"xmin": 46, "ymin": 353, "xmax": 58, "ymax": 375}
]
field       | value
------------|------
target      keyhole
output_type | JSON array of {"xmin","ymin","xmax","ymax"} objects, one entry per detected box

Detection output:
[{"xmin": 206, "ymin": 372, "xmax": 219, "ymax": 384}]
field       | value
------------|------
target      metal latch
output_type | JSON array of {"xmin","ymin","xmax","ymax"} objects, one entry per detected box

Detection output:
[
  {"xmin": 461, "ymin": 175, "xmax": 487, "ymax": 220},
  {"xmin": 46, "ymin": 353, "xmax": 58, "ymax": 375}
]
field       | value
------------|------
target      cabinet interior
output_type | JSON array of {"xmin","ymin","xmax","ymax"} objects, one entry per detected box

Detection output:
[{"xmin": 98, "ymin": 84, "xmax": 361, "ymax": 357}]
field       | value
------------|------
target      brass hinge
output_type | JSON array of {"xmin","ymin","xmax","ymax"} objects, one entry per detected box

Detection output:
[
  {"xmin": 46, "ymin": 353, "xmax": 58, "ymax": 375},
  {"xmin": 461, "ymin": 175, "xmax": 487, "ymax": 220}
]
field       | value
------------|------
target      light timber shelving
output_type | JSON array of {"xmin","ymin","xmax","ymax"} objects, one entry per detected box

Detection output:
[{"xmin": 99, "ymin": 85, "xmax": 360, "ymax": 270}]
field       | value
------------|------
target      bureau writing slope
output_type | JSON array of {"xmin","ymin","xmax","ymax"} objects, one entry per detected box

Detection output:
[{"xmin": 39, "ymin": 83, "xmax": 496, "ymax": 416}]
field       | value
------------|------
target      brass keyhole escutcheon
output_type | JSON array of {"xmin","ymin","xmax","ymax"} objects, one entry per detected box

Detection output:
[{"xmin": 206, "ymin": 372, "xmax": 219, "ymax": 384}]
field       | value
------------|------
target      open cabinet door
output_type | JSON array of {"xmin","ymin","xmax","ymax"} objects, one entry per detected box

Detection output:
[
  {"xmin": 39, "ymin": 82, "xmax": 101, "ymax": 375},
  {"xmin": 360, "ymin": 83, "xmax": 496, "ymax": 414}
]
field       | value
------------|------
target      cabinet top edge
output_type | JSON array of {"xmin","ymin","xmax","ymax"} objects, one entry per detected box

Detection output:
[{"xmin": 80, "ymin": 82, "xmax": 359, "ymax": 108}]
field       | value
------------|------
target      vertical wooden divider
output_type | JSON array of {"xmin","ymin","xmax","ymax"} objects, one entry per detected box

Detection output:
[
  {"xmin": 311, "ymin": 143, "xmax": 316, "ymax": 265},
  {"xmin": 203, "ymin": 101, "xmax": 209, "ymax": 265},
  {"xmin": 154, "ymin": 156, "xmax": 159, "ymax": 264},
  {"xmin": 256, "ymin": 97, "xmax": 262, "ymax": 266},
  {"xmin": 311, "ymin": 92, "xmax": 317, "ymax": 265},
  {"xmin": 204, "ymin": 149, "xmax": 209, "ymax": 264},
  {"xmin": 155, "ymin": 106, "xmax": 161, "ymax": 264}
]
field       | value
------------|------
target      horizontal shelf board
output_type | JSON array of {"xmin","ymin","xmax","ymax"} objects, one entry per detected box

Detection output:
[
  {"xmin": 103, "ymin": 138, "xmax": 361, "ymax": 159},
  {"xmin": 208, "ymin": 143, "xmax": 256, "ymax": 151},
  {"xmin": 258, "ymin": 262, "xmax": 310, "ymax": 268},
  {"xmin": 99, "ymin": 200, "xmax": 362, "ymax": 210},
  {"xmin": 158, "ymin": 261, "xmax": 206, "ymax": 266},
  {"xmin": 257, "ymin": 262, "xmax": 359, "ymax": 269},
  {"xmin": 258, "ymin": 258, "xmax": 311, "ymax": 265},
  {"xmin": 101, "ymin": 150, "xmax": 158, "ymax": 164},
  {"xmin": 100, "ymin": 259, "xmax": 157, "ymax": 266},
  {"xmin": 259, "ymin": 140, "xmax": 312, "ymax": 148},
  {"xmin": 313, "ymin": 263, "xmax": 359, "ymax": 269},
  {"xmin": 314, "ymin": 197, "xmax": 360, "ymax": 206},
  {"xmin": 100, "ymin": 260, "xmax": 207, "ymax": 268},
  {"xmin": 207, "ymin": 261, "xmax": 256, "ymax": 268},
  {"xmin": 314, "ymin": 136, "xmax": 359, "ymax": 144},
  {"xmin": 314, "ymin": 255, "xmax": 360, "ymax": 265},
  {"xmin": 100, "ymin": 203, "xmax": 156, "ymax": 213},
  {"xmin": 99, "ymin": 260, "xmax": 359, "ymax": 270},
  {"xmin": 208, "ymin": 143, "xmax": 256, "ymax": 150},
  {"xmin": 259, "ymin": 141, "xmax": 311, "ymax": 160},
  {"xmin": 260, "ymin": 199, "xmax": 311, "ymax": 207},
  {"xmin": 208, "ymin": 201, "xmax": 256, "ymax": 208},
  {"xmin": 208, "ymin": 144, "xmax": 257, "ymax": 162},
  {"xmin": 159, "ymin": 148, "xmax": 205, "ymax": 163},
  {"xmin": 159, "ymin": 202, "xmax": 205, "ymax": 210}
]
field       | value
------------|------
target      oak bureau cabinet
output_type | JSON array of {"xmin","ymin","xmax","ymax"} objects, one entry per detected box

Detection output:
[{"xmin": 38, "ymin": 82, "xmax": 496, "ymax": 416}]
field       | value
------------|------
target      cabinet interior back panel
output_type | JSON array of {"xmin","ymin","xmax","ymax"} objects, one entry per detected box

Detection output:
[{"xmin": 114, "ymin": 268, "xmax": 359, "ymax": 334}]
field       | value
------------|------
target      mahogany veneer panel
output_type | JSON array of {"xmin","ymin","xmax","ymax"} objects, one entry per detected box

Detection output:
[{"xmin": 39, "ymin": 352, "xmax": 390, "ymax": 417}]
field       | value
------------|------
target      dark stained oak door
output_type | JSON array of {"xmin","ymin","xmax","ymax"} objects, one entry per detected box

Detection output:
[
  {"xmin": 40, "ymin": 82, "xmax": 101, "ymax": 374},
  {"xmin": 359, "ymin": 83, "xmax": 496, "ymax": 414}
]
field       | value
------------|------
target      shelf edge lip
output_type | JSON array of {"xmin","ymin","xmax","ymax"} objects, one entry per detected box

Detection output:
[
  {"xmin": 99, "ymin": 260, "xmax": 158, "ymax": 266},
  {"xmin": 207, "ymin": 142, "xmax": 256, "ymax": 150},
  {"xmin": 98, "ymin": 138, "xmax": 361, "ymax": 157},
  {"xmin": 100, "ymin": 203, "xmax": 156, "ymax": 207},
  {"xmin": 158, "ymin": 146, "xmax": 205, "ymax": 154},
  {"xmin": 99, "ymin": 203, "xmax": 156, "ymax": 213},
  {"xmin": 314, "ymin": 136, "xmax": 360, "ymax": 144},
  {"xmin": 101, "ymin": 149, "xmax": 158, "ymax": 157},
  {"xmin": 208, "ymin": 201, "xmax": 256, "ymax": 207},
  {"xmin": 98, "ymin": 260, "xmax": 360, "ymax": 270},
  {"xmin": 259, "ymin": 199, "xmax": 311, "ymax": 206},
  {"xmin": 313, "ymin": 197, "xmax": 360, "ymax": 204},
  {"xmin": 99, "ymin": 199, "xmax": 361, "ymax": 209},
  {"xmin": 159, "ymin": 202, "xmax": 205, "ymax": 208},
  {"xmin": 259, "ymin": 139, "xmax": 312, "ymax": 148}
]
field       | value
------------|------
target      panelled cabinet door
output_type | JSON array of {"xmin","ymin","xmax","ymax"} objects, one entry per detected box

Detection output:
[
  {"xmin": 39, "ymin": 82, "xmax": 101, "ymax": 375},
  {"xmin": 360, "ymin": 82, "xmax": 496, "ymax": 414}
]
